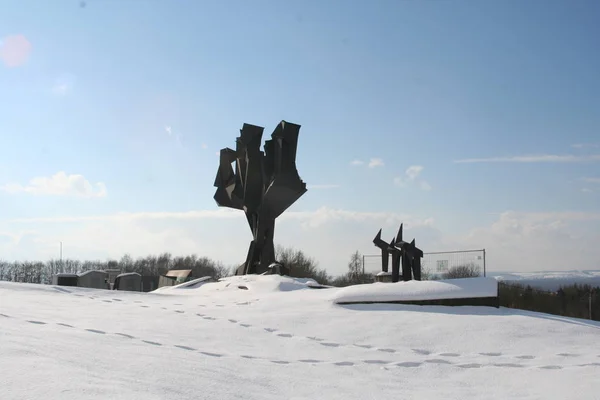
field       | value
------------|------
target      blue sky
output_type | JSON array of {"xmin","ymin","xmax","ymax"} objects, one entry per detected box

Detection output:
[{"xmin": 1, "ymin": 0, "xmax": 599, "ymax": 275}]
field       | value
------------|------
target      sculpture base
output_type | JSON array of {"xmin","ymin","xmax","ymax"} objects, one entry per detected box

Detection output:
[{"xmin": 336, "ymin": 296, "xmax": 499, "ymax": 308}]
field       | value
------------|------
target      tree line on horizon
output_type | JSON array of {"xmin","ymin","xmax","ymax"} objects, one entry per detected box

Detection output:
[
  {"xmin": 2, "ymin": 246, "xmax": 597, "ymax": 321},
  {"xmin": 0, "ymin": 245, "xmax": 482, "ymax": 287}
]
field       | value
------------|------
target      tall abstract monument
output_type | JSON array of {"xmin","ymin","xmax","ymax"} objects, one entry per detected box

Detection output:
[
  {"xmin": 373, "ymin": 224, "xmax": 423, "ymax": 282},
  {"xmin": 214, "ymin": 121, "xmax": 307, "ymax": 275}
]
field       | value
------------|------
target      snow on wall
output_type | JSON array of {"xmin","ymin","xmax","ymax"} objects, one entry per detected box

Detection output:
[{"xmin": 331, "ymin": 277, "xmax": 498, "ymax": 304}]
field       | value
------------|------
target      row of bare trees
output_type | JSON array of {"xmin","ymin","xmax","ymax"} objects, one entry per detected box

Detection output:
[
  {"xmin": 0, "ymin": 253, "xmax": 230, "ymax": 285},
  {"xmin": 0, "ymin": 246, "xmax": 481, "ymax": 287}
]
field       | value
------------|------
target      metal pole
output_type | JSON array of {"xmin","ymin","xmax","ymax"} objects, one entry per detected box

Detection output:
[
  {"xmin": 590, "ymin": 291, "xmax": 593, "ymax": 320},
  {"xmin": 362, "ymin": 255, "xmax": 365, "ymax": 275},
  {"xmin": 483, "ymin": 249, "xmax": 486, "ymax": 277}
]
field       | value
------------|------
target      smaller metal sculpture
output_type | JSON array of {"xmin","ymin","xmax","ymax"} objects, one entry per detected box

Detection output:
[{"xmin": 372, "ymin": 223, "xmax": 423, "ymax": 283}]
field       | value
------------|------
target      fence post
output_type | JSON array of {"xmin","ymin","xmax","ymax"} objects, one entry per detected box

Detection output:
[{"xmin": 483, "ymin": 249, "xmax": 486, "ymax": 277}]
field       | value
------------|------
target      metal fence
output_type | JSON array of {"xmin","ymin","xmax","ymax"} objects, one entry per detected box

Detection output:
[{"xmin": 362, "ymin": 249, "xmax": 486, "ymax": 278}]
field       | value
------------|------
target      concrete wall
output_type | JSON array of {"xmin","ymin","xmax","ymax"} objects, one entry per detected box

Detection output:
[
  {"xmin": 115, "ymin": 273, "xmax": 141, "ymax": 291},
  {"xmin": 77, "ymin": 270, "xmax": 109, "ymax": 289}
]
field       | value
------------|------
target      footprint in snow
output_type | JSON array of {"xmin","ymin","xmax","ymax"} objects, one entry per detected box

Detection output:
[
  {"xmin": 412, "ymin": 349, "xmax": 432, "ymax": 355},
  {"xmin": 377, "ymin": 348, "xmax": 396, "ymax": 353},
  {"xmin": 492, "ymin": 363, "xmax": 524, "ymax": 368},
  {"xmin": 86, "ymin": 329, "xmax": 106, "ymax": 334},
  {"xmin": 579, "ymin": 363, "xmax": 600, "ymax": 367},
  {"xmin": 142, "ymin": 340, "xmax": 162, "ymax": 346},
  {"xmin": 320, "ymin": 342, "xmax": 341, "ymax": 348},
  {"xmin": 102, "ymin": 300, "xmax": 112, "ymax": 303},
  {"xmin": 114, "ymin": 333, "xmax": 135, "ymax": 339},
  {"xmin": 174, "ymin": 345, "xmax": 196, "ymax": 351},
  {"xmin": 264, "ymin": 328, "xmax": 277, "ymax": 333},
  {"xmin": 200, "ymin": 351, "xmax": 223, "ymax": 358},
  {"xmin": 334, "ymin": 361, "xmax": 354, "ymax": 366},
  {"xmin": 53, "ymin": 287, "xmax": 71, "ymax": 293},
  {"xmin": 174, "ymin": 310, "xmax": 185, "ymax": 314},
  {"xmin": 56, "ymin": 323, "xmax": 74, "ymax": 328},
  {"xmin": 480, "ymin": 352, "xmax": 502, "ymax": 357},
  {"xmin": 425, "ymin": 359, "xmax": 453, "ymax": 365},
  {"xmin": 557, "ymin": 353, "xmax": 580, "ymax": 357},
  {"xmin": 0, "ymin": 313, "xmax": 11, "ymax": 318},
  {"xmin": 228, "ymin": 319, "xmax": 238, "ymax": 323},
  {"xmin": 112, "ymin": 299, "xmax": 122, "ymax": 302},
  {"xmin": 276, "ymin": 333, "xmax": 293, "ymax": 338},
  {"xmin": 539, "ymin": 365, "xmax": 563, "ymax": 370},
  {"xmin": 457, "ymin": 363, "xmax": 483, "ymax": 369},
  {"xmin": 271, "ymin": 360, "xmax": 290, "ymax": 365},
  {"xmin": 27, "ymin": 320, "xmax": 46, "ymax": 325},
  {"xmin": 299, "ymin": 359, "xmax": 323, "ymax": 364},
  {"xmin": 139, "ymin": 305, "xmax": 149, "ymax": 308},
  {"xmin": 307, "ymin": 336, "xmax": 324, "ymax": 342},
  {"xmin": 241, "ymin": 355, "xmax": 258, "ymax": 359},
  {"xmin": 363, "ymin": 360, "xmax": 390, "ymax": 365},
  {"xmin": 396, "ymin": 362, "xmax": 422, "ymax": 368},
  {"xmin": 239, "ymin": 323, "xmax": 252, "ymax": 328},
  {"xmin": 354, "ymin": 344, "xmax": 372, "ymax": 349},
  {"xmin": 515, "ymin": 355, "xmax": 536, "ymax": 360}
]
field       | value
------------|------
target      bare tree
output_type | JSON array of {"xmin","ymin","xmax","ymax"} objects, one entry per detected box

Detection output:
[
  {"xmin": 275, "ymin": 245, "xmax": 331, "ymax": 284},
  {"xmin": 442, "ymin": 263, "xmax": 481, "ymax": 279}
]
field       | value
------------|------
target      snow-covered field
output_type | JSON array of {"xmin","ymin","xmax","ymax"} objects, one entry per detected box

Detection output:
[
  {"xmin": 2, "ymin": 275, "xmax": 600, "ymax": 400},
  {"xmin": 494, "ymin": 270, "xmax": 600, "ymax": 291}
]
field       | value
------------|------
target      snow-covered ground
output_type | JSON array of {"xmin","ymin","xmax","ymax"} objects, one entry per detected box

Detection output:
[
  {"xmin": 493, "ymin": 270, "xmax": 600, "ymax": 291},
  {"xmin": 2, "ymin": 275, "xmax": 600, "ymax": 400}
]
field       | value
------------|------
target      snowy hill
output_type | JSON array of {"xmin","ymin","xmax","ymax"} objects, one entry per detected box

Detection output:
[
  {"xmin": 1, "ymin": 275, "xmax": 599, "ymax": 399},
  {"xmin": 493, "ymin": 270, "xmax": 600, "ymax": 291}
]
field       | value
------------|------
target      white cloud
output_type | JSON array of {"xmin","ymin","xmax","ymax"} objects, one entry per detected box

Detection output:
[
  {"xmin": 572, "ymin": 143, "xmax": 599, "ymax": 149},
  {"xmin": 51, "ymin": 73, "xmax": 77, "ymax": 96},
  {"xmin": 419, "ymin": 181, "xmax": 432, "ymax": 191},
  {"xmin": 165, "ymin": 125, "xmax": 183, "ymax": 147},
  {"xmin": 394, "ymin": 165, "xmax": 431, "ymax": 190},
  {"xmin": 582, "ymin": 188, "xmax": 593, "ymax": 193},
  {"xmin": 52, "ymin": 84, "xmax": 69, "ymax": 96},
  {"xmin": 3, "ymin": 207, "xmax": 435, "ymax": 274},
  {"xmin": 581, "ymin": 177, "xmax": 600, "ymax": 184},
  {"xmin": 444, "ymin": 211, "xmax": 600, "ymax": 272},
  {"xmin": 0, "ymin": 34, "xmax": 32, "ymax": 68},
  {"xmin": 454, "ymin": 154, "xmax": 600, "ymax": 163},
  {"xmin": 406, "ymin": 165, "xmax": 423, "ymax": 180},
  {"xmin": 3, "ymin": 207, "xmax": 600, "ymax": 276},
  {"xmin": 368, "ymin": 158, "xmax": 384, "ymax": 168},
  {"xmin": 1, "ymin": 171, "xmax": 107, "ymax": 198},
  {"xmin": 350, "ymin": 159, "xmax": 364, "ymax": 166},
  {"xmin": 306, "ymin": 184, "xmax": 340, "ymax": 190},
  {"xmin": 11, "ymin": 206, "xmax": 427, "ymax": 229}
]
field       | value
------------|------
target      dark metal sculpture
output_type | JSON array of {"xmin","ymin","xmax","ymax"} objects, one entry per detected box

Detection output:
[
  {"xmin": 214, "ymin": 121, "xmax": 307, "ymax": 275},
  {"xmin": 373, "ymin": 223, "xmax": 423, "ymax": 282}
]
